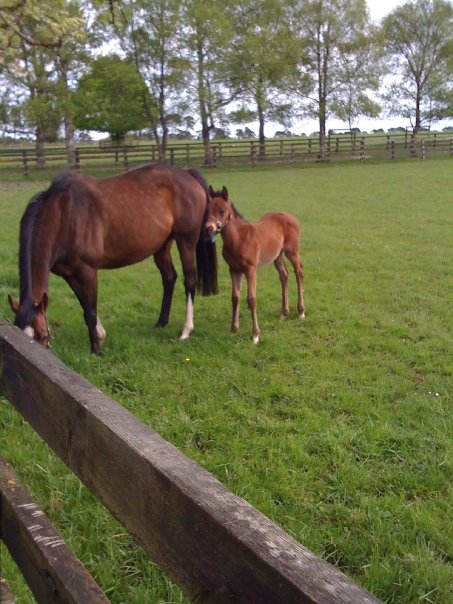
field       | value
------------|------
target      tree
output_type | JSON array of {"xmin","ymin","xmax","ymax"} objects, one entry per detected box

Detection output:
[
  {"xmin": 226, "ymin": 0, "xmax": 298, "ymax": 157},
  {"xmin": 382, "ymin": 0, "xmax": 453, "ymax": 133},
  {"xmin": 287, "ymin": 0, "xmax": 381, "ymax": 159},
  {"xmin": 72, "ymin": 55, "xmax": 152, "ymax": 142},
  {"xmin": 95, "ymin": 0, "xmax": 187, "ymax": 160},
  {"xmin": 0, "ymin": 0, "xmax": 89, "ymax": 167},
  {"xmin": 182, "ymin": 0, "xmax": 236, "ymax": 165}
]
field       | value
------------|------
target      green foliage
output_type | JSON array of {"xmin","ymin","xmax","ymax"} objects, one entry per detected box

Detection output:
[
  {"xmin": 72, "ymin": 56, "xmax": 154, "ymax": 141},
  {"xmin": 1, "ymin": 161, "xmax": 452, "ymax": 602},
  {"xmin": 382, "ymin": 0, "xmax": 453, "ymax": 128}
]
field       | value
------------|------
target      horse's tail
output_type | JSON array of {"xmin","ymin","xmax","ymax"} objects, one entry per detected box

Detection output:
[{"xmin": 187, "ymin": 168, "xmax": 219, "ymax": 296}]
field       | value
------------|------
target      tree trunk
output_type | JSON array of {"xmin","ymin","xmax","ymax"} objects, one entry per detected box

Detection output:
[
  {"xmin": 64, "ymin": 114, "xmax": 76, "ymax": 169},
  {"xmin": 35, "ymin": 125, "xmax": 46, "ymax": 168}
]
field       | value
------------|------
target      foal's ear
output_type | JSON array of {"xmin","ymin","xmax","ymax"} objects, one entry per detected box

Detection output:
[
  {"xmin": 221, "ymin": 186, "xmax": 228, "ymax": 200},
  {"xmin": 208, "ymin": 185, "xmax": 215, "ymax": 199},
  {"xmin": 8, "ymin": 294, "xmax": 19, "ymax": 314}
]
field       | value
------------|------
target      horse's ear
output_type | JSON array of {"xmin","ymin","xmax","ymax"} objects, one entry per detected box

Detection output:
[
  {"xmin": 8, "ymin": 294, "xmax": 19, "ymax": 314},
  {"xmin": 208, "ymin": 185, "xmax": 215, "ymax": 199},
  {"xmin": 221, "ymin": 186, "xmax": 228, "ymax": 200},
  {"xmin": 37, "ymin": 292, "xmax": 49, "ymax": 313}
]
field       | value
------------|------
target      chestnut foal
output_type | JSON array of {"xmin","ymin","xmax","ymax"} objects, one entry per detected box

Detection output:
[{"xmin": 205, "ymin": 186, "xmax": 305, "ymax": 344}]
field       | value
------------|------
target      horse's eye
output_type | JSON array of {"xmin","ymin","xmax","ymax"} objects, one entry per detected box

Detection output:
[{"xmin": 219, "ymin": 209, "xmax": 225, "ymax": 216}]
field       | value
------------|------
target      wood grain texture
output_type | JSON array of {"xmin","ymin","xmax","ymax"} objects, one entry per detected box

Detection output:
[
  {"xmin": 0, "ymin": 457, "xmax": 109, "ymax": 604},
  {"xmin": 0, "ymin": 321, "xmax": 382, "ymax": 603}
]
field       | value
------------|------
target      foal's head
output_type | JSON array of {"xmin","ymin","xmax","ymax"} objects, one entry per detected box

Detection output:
[
  {"xmin": 205, "ymin": 185, "xmax": 233, "ymax": 240},
  {"xmin": 8, "ymin": 293, "xmax": 51, "ymax": 348}
]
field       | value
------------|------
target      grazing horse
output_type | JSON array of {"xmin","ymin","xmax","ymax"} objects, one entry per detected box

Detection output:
[
  {"xmin": 204, "ymin": 186, "xmax": 304, "ymax": 344},
  {"xmin": 8, "ymin": 164, "xmax": 218, "ymax": 354}
]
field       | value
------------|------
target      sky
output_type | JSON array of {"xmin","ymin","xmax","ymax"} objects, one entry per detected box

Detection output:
[{"xmin": 367, "ymin": 0, "xmax": 404, "ymax": 21}]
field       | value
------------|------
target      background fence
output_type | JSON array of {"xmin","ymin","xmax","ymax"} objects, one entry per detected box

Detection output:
[{"xmin": 1, "ymin": 132, "xmax": 452, "ymax": 176}]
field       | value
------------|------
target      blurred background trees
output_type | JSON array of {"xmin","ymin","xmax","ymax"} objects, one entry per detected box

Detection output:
[{"xmin": 1, "ymin": 0, "xmax": 453, "ymax": 164}]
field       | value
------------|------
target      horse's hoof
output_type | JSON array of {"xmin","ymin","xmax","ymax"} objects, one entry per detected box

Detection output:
[
  {"xmin": 299, "ymin": 311, "xmax": 306, "ymax": 319},
  {"xmin": 252, "ymin": 335, "xmax": 259, "ymax": 344}
]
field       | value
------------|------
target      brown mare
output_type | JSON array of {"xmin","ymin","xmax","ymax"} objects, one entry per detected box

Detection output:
[
  {"xmin": 8, "ymin": 164, "xmax": 218, "ymax": 354},
  {"xmin": 204, "ymin": 186, "xmax": 304, "ymax": 344}
]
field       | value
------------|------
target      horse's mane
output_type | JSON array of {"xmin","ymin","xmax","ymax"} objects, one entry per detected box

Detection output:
[{"xmin": 15, "ymin": 171, "xmax": 75, "ymax": 328}]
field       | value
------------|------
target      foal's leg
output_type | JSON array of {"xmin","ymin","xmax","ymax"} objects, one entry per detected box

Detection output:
[
  {"xmin": 230, "ymin": 269, "xmax": 243, "ymax": 333},
  {"xmin": 245, "ymin": 267, "xmax": 260, "ymax": 344},
  {"xmin": 154, "ymin": 240, "xmax": 177, "ymax": 328},
  {"xmin": 285, "ymin": 249, "xmax": 305, "ymax": 318},
  {"xmin": 176, "ymin": 238, "xmax": 197, "ymax": 340},
  {"xmin": 274, "ymin": 252, "xmax": 290, "ymax": 317},
  {"xmin": 63, "ymin": 266, "xmax": 103, "ymax": 354}
]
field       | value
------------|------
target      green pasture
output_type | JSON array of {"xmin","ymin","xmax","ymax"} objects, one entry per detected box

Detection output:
[{"xmin": 1, "ymin": 159, "xmax": 452, "ymax": 603}]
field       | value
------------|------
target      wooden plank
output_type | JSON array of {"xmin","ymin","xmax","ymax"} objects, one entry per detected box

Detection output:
[
  {"xmin": 0, "ymin": 457, "xmax": 110, "ymax": 604},
  {"xmin": 0, "ymin": 322, "xmax": 382, "ymax": 604}
]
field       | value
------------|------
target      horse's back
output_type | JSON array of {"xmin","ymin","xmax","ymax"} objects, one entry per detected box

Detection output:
[{"xmin": 48, "ymin": 164, "xmax": 208, "ymax": 270}]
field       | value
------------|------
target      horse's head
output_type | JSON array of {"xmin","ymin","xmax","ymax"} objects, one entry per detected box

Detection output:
[
  {"xmin": 205, "ymin": 185, "xmax": 232, "ymax": 240},
  {"xmin": 8, "ymin": 293, "xmax": 51, "ymax": 348}
]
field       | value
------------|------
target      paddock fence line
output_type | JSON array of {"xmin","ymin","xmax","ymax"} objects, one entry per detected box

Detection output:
[
  {"xmin": 1, "ymin": 132, "xmax": 452, "ymax": 176},
  {"xmin": 0, "ymin": 321, "xmax": 382, "ymax": 604}
]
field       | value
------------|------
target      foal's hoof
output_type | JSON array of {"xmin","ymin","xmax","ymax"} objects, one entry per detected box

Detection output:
[
  {"xmin": 299, "ymin": 311, "xmax": 306, "ymax": 319},
  {"xmin": 252, "ymin": 335, "xmax": 260, "ymax": 345}
]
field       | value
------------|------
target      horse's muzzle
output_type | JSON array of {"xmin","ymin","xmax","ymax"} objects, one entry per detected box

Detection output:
[{"xmin": 203, "ymin": 224, "xmax": 215, "ymax": 241}]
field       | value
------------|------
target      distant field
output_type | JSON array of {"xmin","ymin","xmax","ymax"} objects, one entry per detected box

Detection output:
[{"xmin": 1, "ymin": 159, "xmax": 452, "ymax": 603}]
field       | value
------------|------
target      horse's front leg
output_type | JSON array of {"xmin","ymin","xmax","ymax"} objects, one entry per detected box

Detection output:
[
  {"xmin": 176, "ymin": 238, "xmax": 197, "ymax": 340},
  {"xmin": 245, "ymin": 267, "xmax": 260, "ymax": 344},
  {"xmin": 154, "ymin": 241, "xmax": 177, "ymax": 328},
  {"xmin": 63, "ymin": 266, "xmax": 103, "ymax": 354},
  {"xmin": 230, "ymin": 269, "xmax": 243, "ymax": 333}
]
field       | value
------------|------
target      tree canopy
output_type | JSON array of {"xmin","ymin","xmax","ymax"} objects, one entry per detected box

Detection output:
[{"xmin": 1, "ymin": 0, "xmax": 453, "ymax": 162}]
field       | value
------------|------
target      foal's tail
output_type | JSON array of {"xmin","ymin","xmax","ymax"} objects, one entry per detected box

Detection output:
[{"xmin": 187, "ymin": 168, "xmax": 219, "ymax": 296}]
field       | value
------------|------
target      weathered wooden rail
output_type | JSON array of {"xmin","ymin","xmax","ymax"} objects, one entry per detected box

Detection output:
[
  {"xmin": 1, "ymin": 133, "xmax": 452, "ymax": 176},
  {"xmin": 0, "ymin": 321, "xmax": 382, "ymax": 603}
]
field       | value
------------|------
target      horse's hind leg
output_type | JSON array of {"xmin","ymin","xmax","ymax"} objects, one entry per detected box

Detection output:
[
  {"xmin": 175, "ymin": 237, "xmax": 197, "ymax": 340},
  {"xmin": 154, "ymin": 241, "xmax": 177, "ymax": 328},
  {"xmin": 63, "ymin": 266, "xmax": 103, "ymax": 354},
  {"xmin": 285, "ymin": 248, "xmax": 305, "ymax": 318},
  {"xmin": 274, "ymin": 252, "xmax": 290, "ymax": 317}
]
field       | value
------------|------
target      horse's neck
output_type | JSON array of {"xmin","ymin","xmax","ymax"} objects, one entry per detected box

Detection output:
[
  {"xmin": 20, "ymin": 209, "xmax": 56, "ymax": 304},
  {"xmin": 221, "ymin": 214, "xmax": 251, "ymax": 246}
]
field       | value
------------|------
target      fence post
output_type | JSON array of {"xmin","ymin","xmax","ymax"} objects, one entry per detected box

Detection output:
[
  {"xmin": 170, "ymin": 148, "xmax": 175, "ymax": 166},
  {"xmin": 75, "ymin": 148, "xmax": 80, "ymax": 172},
  {"xmin": 391, "ymin": 140, "xmax": 396, "ymax": 160},
  {"xmin": 421, "ymin": 139, "xmax": 425, "ymax": 160},
  {"xmin": 250, "ymin": 144, "xmax": 257, "ymax": 167},
  {"xmin": 450, "ymin": 139, "xmax": 453, "ymax": 157},
  {"xmin": 308, "ymin": 138, "xmax": 312, "ymax": 155},
  {"xmin": 22, "ymin": 150, "xmax": 29, "ymax": 177},
  {"xmin": 290, "ymin": 144, "xmax": 296, "ymax": 163},
  {"xmin": 123, "ymin": 148, "xmax": 129, "ymax": 171},
  {"xmin": 360, "ymin": 138, "xmax": 365, "ymax": 162}
]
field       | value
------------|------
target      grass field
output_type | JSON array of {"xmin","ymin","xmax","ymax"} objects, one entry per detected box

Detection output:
[{"xmin": 1, "ymin": 159, "xmax": 452, "ymax": 603}]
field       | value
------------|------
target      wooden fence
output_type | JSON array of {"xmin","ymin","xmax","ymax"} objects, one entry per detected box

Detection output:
[
  {"xmin": 1, "ymin": 133, "xmax": 453, "ymax": 176},
  {"xmin": 0, "ymin": 321, "xmax": 382, "ymax": 603}
]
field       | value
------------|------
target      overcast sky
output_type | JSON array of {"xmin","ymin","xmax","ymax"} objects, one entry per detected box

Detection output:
[{"xmin": 367, "ymin": 0, "xmax": 405, "ymax": 21}]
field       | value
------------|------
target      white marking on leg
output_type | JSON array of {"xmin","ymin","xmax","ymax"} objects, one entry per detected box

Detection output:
[
  {"xmin": 24, "ymin": 326, "xmax": 35, "ymax": 339},
  {"xmin": 253, "ymin": 334, "xmax": 260, "ymax": 345},
  {"xmin": 180, "ymin": 295, "xmax": 194, "ymax": 340},
  {"xmin": 96, "ymin": 318, "xmax": 107, "ymax": 341},
  {"xmin": 299, "ymin": 312, "xmax": 305, "ymax": 319}
]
